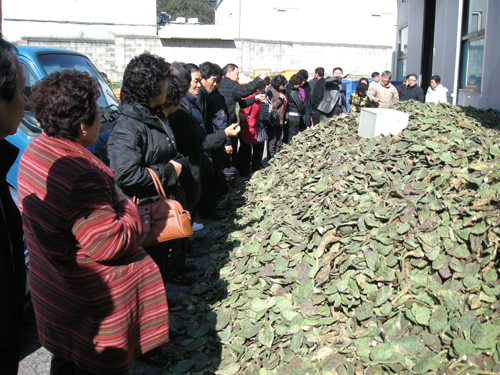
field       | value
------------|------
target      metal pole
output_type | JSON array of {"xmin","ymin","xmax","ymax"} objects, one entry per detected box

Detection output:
[{"xmin": 452, "ymin": 1, "xmax": 464, "ymax": 106}]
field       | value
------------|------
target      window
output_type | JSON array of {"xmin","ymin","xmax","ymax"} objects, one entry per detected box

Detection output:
[
  {"xmin": 20, "ymin": 62, "xmax": 37, "ymax": 112},
  {"xmin": 397, "ymin": 26, "xmax": 408, "ymax": 81},
  {"xmin": 459, "ymin": 0, "xmax": 487, "ymax": 89}
]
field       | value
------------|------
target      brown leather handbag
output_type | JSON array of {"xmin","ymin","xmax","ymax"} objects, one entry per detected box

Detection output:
[{"xmin": 133, "ymin": 168, "xmax": 193, "ymax": 247}]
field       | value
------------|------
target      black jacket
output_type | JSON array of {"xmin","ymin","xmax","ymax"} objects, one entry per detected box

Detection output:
[
  {"xmin": 317, "ymin": 77, "xmax": 347, "ymax": 115},
  {"xmin": 219, "ymin": 76, "xmax": 263, "ymax": 124},
  {"xmin": 286, "ymin": 86, "xmax": 305, "ymax": 115},
  {"xmin": 207, "ymin": 88, "xmax": 231, "ymax": 146},
  {"xmin": 302, "ymin": 81, "xmax": 312, "ymax": 126},
  {"xmin": 0, "ymin": 140, "xmax": 26, "ymax": 358},
  {"xmin": 168, "ymin": 103, "xmax": 226, "ymax": 206},
  {"xmin": 311, "ymin": 77, "xmax": 326, "ymax": 111},
  {"xmin": 108, "ymin": 103, "xmax": 188, "ymax": 201},
  {"xmin": 197, "ymin": 85, "xmax": 210, "ymax": 128},
  {"xmin": 401, "ymin": 84, "xmax": 425, "ymax": 103}
]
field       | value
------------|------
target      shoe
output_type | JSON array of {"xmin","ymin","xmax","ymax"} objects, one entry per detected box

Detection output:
[
  {"xmin": 167, "ymin": 274, "xmax": 195, "ymax": 286},
  {"xmin": 184, "ymin": 263, "xmax": 198, "ymax": 273},
  {"xmin": 192, "ymin": 222, "xmax": 204, "ymax": 231}
]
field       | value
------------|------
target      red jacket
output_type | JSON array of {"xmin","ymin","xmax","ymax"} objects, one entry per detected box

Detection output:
[
  {"xmin": 239, "ymin": 93, "xmax": 261, "ymax": 145},
  {"xmin": 18, "ymin": 133, "xmax": 169, "ymax": 374}
]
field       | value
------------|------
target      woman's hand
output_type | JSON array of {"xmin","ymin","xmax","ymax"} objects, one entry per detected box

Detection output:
[
  {"xmin": 168, "ymin": 160, "xmax": 182, "ymax": 179},
  {"xmin": 225, "ymin": 123, "xmax": 241, "ymax": 137},
  {"xmin": 255, "ymin": 94, "xmax": 266, "ymax": 102}
]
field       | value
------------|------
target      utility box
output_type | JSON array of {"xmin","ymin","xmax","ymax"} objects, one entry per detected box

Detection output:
[{"xmin": 358, "ymin": 108, "xmax": 409, "ymax": 139}]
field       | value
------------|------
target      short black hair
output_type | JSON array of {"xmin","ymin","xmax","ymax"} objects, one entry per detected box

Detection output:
[
  {"xmin": 0, "ymin": 37, "xmax": 18, "ymax": 102},
  {"xmin": 187, "ymin": 63, "xmax": 199, "ymax": 73},
  {"xmin": 371, "ymin": 72, "xmax": 380, "ymax": 78},
  {"xmin": 271, "ymin": 75, "xmax": 287, "ymax": 90},
  {"xmin": 255, "ymin": 80, "xmax": 266, "ymax": 92},
  {"xmin": 263, "ymin": 76, "xmax": 271, "ymax": 86},
  {"xmin": 170, "ymin": 63, "xmax": 191, "ymax": 95},
  {"xmin": 199, "ymin": 62, "xmax": 219, "ymax": 80},
  {"xmin": 358, "ymin": 77, "xmax": 369, "ymax": 85},
  {"xmin": 407, "ymin": 74, "xmax": 418, "ymax": 81},
  {"xmin": 332, "ymin": 67, "xmax": 343, "ymax": 74},
  {"xmin": 356, "ymin": 82, "xmax": 368, "ymax": 93},
  {"xmin": 298, "ymin": 69, "xmax": 308, "ymax": 81},
  {"xmin": 165, "ymin": 75, "xmax": 183, "ymax": 109},
  {"xmin": 30, "ymin": 70, "xmax": 99, "ymax": 140},
  {"xmin": 222, "ymin": 63, "xmax": 238, "ymax": 77},
  {"xmin": 430, "ymin": 75, "xmax": 441, "ymax": 84},
  {"xmin": 120, "ymin": 52, "xmax": 170, "ymax": 106},
  {"xmin": 213, "ymin": 63, "xmax": 223, "ymax": 84},
  {"xmin": 315, "ymin": 67, "xmax": 325, "ymax": 77}
]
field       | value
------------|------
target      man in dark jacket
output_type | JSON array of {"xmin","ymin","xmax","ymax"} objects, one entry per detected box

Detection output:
[
  {"xmin": 400, "ymin": 74, "xmax": 425, "ymax": 103},
  {"xmin": 219, "ymin": 64, "xmax": 268, "ymax": 125},
  {"xmin": 310, "ymin": 68, "xmax": 326, "ymax": 125},
  {"xmin": 312, "ymin": 67, "xmax": 347, "ymax": 124},
  {"xmin": 167, "ymin": 65, "xmax": 240, "ymax": 218},
  {"xmin": 308, "ymin": 67, "xmax": 324, "ymax": 111},
  {"xmin": 197, "ymin": 62, "xmax": 219, "ymax": 128},
  {"xmin": 219, "ymin": 64, "xmax": 268, "ymax": 169},
  {"xmin": 0, "ymin": 37, "xmax": 28, "ymax": 375}
]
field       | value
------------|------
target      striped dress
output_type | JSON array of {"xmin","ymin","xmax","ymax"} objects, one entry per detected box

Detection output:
[{"xmin": 17, "ymin": 133, "xmax": 169, "ymax": 374}]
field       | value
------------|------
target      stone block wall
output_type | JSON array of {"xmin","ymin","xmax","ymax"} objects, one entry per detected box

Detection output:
[{"xmin": 18, "ymin": 36, "xmax": 393, "ymax": 83}]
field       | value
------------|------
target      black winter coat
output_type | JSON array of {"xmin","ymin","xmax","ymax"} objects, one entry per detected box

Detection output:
[
  {"xmin": 311, "ymin": 77, "xmax": 326, "ymax": 111},
  {"xmin": 286, "ymin": 86, "xmax": 305, "ymax": 115},
  {"xmin": 207, "ymin": 88, "xmax": 231, "ymax": 146},
  {"xmin": 0, "ymin": 140, "xmax": 26, "ymax": 364},
  {"xmin": 401, "ymin": 84, "xmax": 425, "ymax": 103},
  {"xmin": 108, "ymin": 103, "xmax": 188, "ymax": 201},
  {"xmin": 168, "ymin": 103, "xmax": 226, "ymax": 206}
]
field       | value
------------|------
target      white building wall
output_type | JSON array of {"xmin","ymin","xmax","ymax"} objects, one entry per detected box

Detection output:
[
  {"xmin": 216, "ymin": 0, "xmax": 397, "ymax": 47},
  {"xmin": 2, "ymin": 0, "xmax": 156, "ymax": 42}
]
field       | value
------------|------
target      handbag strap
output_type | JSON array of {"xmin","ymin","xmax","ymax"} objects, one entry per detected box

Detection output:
[{"xmin": 133, "ymin": 167, "xmax": 167, "ymax": 204}]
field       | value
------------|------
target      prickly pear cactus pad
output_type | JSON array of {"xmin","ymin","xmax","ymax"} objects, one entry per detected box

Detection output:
[{"xmin": 174, "ymin": 101, "xmax": 500, "ymax": 375}]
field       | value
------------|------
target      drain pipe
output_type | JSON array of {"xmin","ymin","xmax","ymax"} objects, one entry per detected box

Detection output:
[{"xmin": 452, "ymin": 1, "xmax": 464, "ymax": 105}]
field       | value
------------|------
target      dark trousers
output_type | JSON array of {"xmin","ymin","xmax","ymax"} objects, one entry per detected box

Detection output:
[
  {"xmin": 223, "ymin": 137, "xmax": 238, "ymax": 169},
  {"xmin": 145, "ymin": 239, "xmax": 185, "ymax": 282},
  {"xmin": 237, "ymin": 140, "xmax": 265, "ymax": 176},
  {"xmin": 50, "ymin": 355, "xmax": 98, "ymax": 375},
  {"xmin": 0, "ymin": 317, "xmax": 21, "ymax": 375},
  {"xmin": 198, "ymin": 173, "xmax": 218, "ymax": 217},
  {"xmin": 285, "ymin": 115, "xmax": 301, "ymax": 144},
  {"xmin": 312, "ymin": 109, "xmax": 321, "ymax": 125},
  {"xmin": 266, "ymin": 126, "xmax": 283, "ymax": 160}
]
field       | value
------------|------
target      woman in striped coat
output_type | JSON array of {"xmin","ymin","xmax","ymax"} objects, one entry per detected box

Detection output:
[{"xmin": 17, "ymin": 70, "xmax": 169, "ymax": 374}]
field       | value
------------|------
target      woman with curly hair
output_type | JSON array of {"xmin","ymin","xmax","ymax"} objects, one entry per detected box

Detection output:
[
  {"xmin": 107, "ymin": 53, "xmax": 193, "ymax": 287},
  {"xmin": 17, "ymin": 69, "xmax": 169, "ymax": 374}
]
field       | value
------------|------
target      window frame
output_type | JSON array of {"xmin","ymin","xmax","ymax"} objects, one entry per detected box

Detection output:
[
  {"xmin": 458, "ymin": 0, "xmax": 487, "ymax": 93},
  {"xmin": 396, "ymin": 25, "xmax": 408, "ymax": 81}
]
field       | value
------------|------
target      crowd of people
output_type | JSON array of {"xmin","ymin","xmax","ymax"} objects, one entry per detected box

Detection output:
[{"xmin": 1, "ymin": 32, "xmax": 453, "ymax": 373}]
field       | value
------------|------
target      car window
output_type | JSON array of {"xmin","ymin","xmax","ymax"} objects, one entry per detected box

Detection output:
[
  {"xmin": 36, "ymin": 53, "xmax": 119, "ymax": 109},
  {"xmin": 20, "ymin": 62, "xmax": 37, "ymax": 111}
]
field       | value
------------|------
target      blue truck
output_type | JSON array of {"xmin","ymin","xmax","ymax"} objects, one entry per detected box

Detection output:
[{"xmin": 6, "ymin": 46, "xmax": 119, "ymax": 191}]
